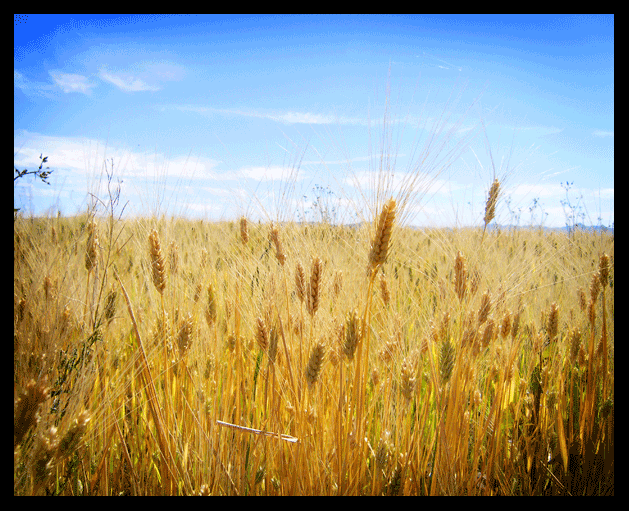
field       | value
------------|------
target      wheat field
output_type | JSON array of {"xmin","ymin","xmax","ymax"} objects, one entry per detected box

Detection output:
[{"xmin": 14, "ymin": 191, "xmax": 613, "ymax": 494}]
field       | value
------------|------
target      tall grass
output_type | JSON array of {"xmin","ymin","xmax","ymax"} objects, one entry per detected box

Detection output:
[{"xmin": 14, "ymin": 209, "xmax": 613, "ymax": 494}]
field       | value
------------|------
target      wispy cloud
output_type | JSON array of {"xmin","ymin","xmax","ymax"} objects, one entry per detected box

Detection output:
[
  {"xmin": 169, "ymin": 104, "xmax": 367, "ymax": 126},
  {"xmin": 592, "ymin": 129, "xmax": 614, "ymax": 138},
  {"xmin": 14, "ymin": 130, "xmax": 218, "ymax": 181},
  {"xmin": 508, "ymin": 182, "xmax": 564, "ymax": 199},
  {"xmin": 97, "ymin": 61, "xmax": 185, "ymax": 92},
  {"xmin": 240, "ymin": 164, "xmax": 306, "ymax": 181},
  {"xmin": 98, "ymin": 67, "xmax": 161, "ymax": 92},
  {"xmin": 49, "ymin": 70, "xmax": 97, "ymax": 95},
  {"xmin": 419, "ymin": 51, "xmax": 463, "ymax": 72}
]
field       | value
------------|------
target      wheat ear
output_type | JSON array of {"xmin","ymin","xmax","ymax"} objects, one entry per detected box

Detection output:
[
  {"xmin": 295, "ymin": 262, "xmax": 306, "ymax": 304},
  {"xmin": 454, "ymin": 250, "xmax": 467, "ymax": 302},
  {"xmin": 148, "ymin": 229, "xmax": 166, "ymax": 295},
  {"xmin": 305, "ymin": 339, "xmax": 326, "ymax": 388},
  {"xmin": 368, "ymin": 198, "xmax": 396, "ymax": 276},
  {"xmin": 240, "ymin": 216, "xmax": 249, "ymax": 244},
  {"xmin": 342, "ymin": 309, "xmax": 361, "ymax": 360},
  {"xmin": 84, "ymin": 220, "xmax": 99, "ymax": 272},
  {"xmin": 270, "ymin": 222, "xmax": 286, "ymax": 266},
  {"xmin": 306, "ymin": 257, "xmax": 322, "ymax": 317},
  {"xmin": 483, "ymin": 179, "xmax": 500, "ymax": 230},
  {"xmin": 205, "ymin": 282, "xmax": 217, "ymax": 326},
  {"xmin": 83, "ymin": 220, "xmax": 99, "ymax": 324}
]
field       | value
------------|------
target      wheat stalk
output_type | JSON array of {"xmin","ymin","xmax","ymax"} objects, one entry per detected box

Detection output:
[
  {"xmin": 113, "ymin": 268, "xmax": 178, "ymax": 492},
  {"xmin": 83, "ymin": 220, "xmax": 99, "ymax": 324},
  {"xmin": 216, "ymin": 420, "xmax": 298, "ymax": 443},
  {"xmin": 599, "ymin": 253, "xmax": 610, "ymax": 400}
]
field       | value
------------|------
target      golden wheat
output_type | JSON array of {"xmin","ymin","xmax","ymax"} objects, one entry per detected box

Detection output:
[
  {"xmin": 483, "ymin": 179, "xmax": 500, "ymax": 230},
  {"xmin": 342, "ymin": 308, "xmax": 361, "ymax": 360},
  {"xmin": 14, "ymin": 379, "xmax": 50, "ymax": 449},
  {"xmin": 599, "ymin": 253, "xmax": 610, "ymax": 288},
  {"xmin": 477, "ymin": 290, "xmax": 492, "ymax": 325},
  {"xmin": 306, "ymin": 257, "xmax": 322, "ymax": 317},
  {"xmin": 295, "ymin": 261, "xmax": 305, "ymax": 304},
  {"xmin": 305, "ymin": 339, "xmax": 325, "ymax": 388},
  {"xmin": 240, "ymin": 216, "xmax": 249, "ymax": 245},
  {"xmin": 84, "ymin": 220, "xmax": 99, "ymax": 272},
  {"xmin": 148, "ymin": 229, "xmax": 166, "ymax": 295},
  {"xmin": 368, "ymin": 198, "xmax": 396, "ymax": 275},
  {"xmin": 13, "ymin": 212, "xmax": 614, "ymax": 495},
  {"xmin": 270, "ymin": 222, "xmax": 286, "ymax": 266},
  {"xmin": 547, "ymin": 301, "xmax": 559, "ymax": 341},
  {"xmin": 205, "ymin": 282, "xmax": 217, "ymax": 326}
]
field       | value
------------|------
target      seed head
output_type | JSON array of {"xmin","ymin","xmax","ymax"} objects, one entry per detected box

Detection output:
[
  {"xmin": 270, "ymin": 222, "xmax": 286, "ymax": 266},
  {"xmin": 547, "ymin": 302, "xmax": 559, "ymax": 340},
  {"xmin": 148, "ymin": 229, "xmax": 166, "ymax": 295},
  {"xmin": 85, "ymin": 220, "xmax": 99, "ymax": 272},
  {"xmin": 454, "ymin": 251, "xmax": 467, "ymax": 302},
  {"xmin": 295, "ymin": 262, "xmax": 305, "ymax": 304},
  {"xmin": 240, "ymin": 217, "xmax": 249, "ymax": 244},
  {"xmin": 205, "ymin": 283, "xmax": 217, "ymax": 326},
  {"xmin": 255, "ymin": 316, "xmax": 268, "ymax": 351},
  {"xmin": 306, "ymin": 257, "xmax": 323, "ymax": 317},
  {"xmin": 400, "ymin": 357, "xmax": 416, "ymax": 401},
  {"xmin": 590, "ymin": 272, "xmax": 601, "ymax": 303},
  {"xmin": 477, "ymin": 290, "xmax": 492, "ymax": 325},
  {"xmin": 599, "ymin": 253, "xmax": 610, "ymax": 289},
  {"xmin": 368, "ymin": 198, "xmax": 396, "ymax": 275},
  {"xmin": 342, "ymin": 309, "xmax": 361, "ymax": 360},
  {"xmin": 305, "ymin": 340, "xmax": 326, "ymax": 388},
  {"xmin": 483, "ymin": 179, "xmax": 500, "ymax": 228},
  {"xmin": 177, "ymin": 313, "xmax": 194, "ymax": 357}
]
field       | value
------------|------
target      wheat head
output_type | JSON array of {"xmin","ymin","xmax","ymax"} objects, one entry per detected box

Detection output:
[
  {"xmin": 483, "ymin": 179, "xmax": 500, "ymax": 229},
  {"xmin": 368, "ymin": 198, "xmax": 396, "ymax": 275},
  {"xmin": 306, "ymin": 257, "xmax": 323, "ymax": 317},
  {"xmin": 148, "ymin": 229, "xmax": 166, "ymax": 295},
  {"xmin": 305, "ymin": 339, "xmax": 325, "ymax": 388},
  {"xmin": 454, "ymin": 250, "xmax": 467, "ymax": 302}
]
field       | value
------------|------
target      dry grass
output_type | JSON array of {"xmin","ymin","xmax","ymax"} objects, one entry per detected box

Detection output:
[{"xmin": 14, "ymin": 209, "xmax": 614, "ymax": 495}]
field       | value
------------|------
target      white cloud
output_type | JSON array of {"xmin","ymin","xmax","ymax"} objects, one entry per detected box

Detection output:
[
  {"xmin": 49, "ymin": 70, "xmax": 96, "ymax": 95},
  {"xmin": 98, "ymin": 67, "xmax": 161, "ymax": 92},
  {"xmin": 172, "ymin": 104, "xmax": 367, "ymax": 126},
  {"xmin": 508, "ymin": 183, "xmax": 564, "ymax": 199},
  {"xmin": 240, "ymin": 165, "xmax": 306, "ymax": 181}
]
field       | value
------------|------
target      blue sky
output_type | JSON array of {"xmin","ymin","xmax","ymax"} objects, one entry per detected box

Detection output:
[{"xmin": 15, "ymin": 14, "xmax": 613, "ymax": 228}]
